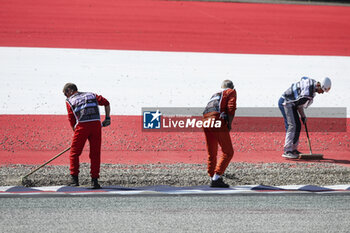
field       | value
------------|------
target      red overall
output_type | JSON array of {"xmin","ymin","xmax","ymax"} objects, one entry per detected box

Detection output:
[
  {"xmin": 203, "ymin": 88, "xmax": 237, "ymax": 177},
  {"xmin": 66, "ymin": 93, "xmax": 109, "ymax": 178}
]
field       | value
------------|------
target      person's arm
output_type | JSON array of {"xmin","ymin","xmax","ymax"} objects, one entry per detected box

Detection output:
[
  {"xmin": 102, "ymin": 105, "xmax": 111, "ymax": 127},
  {"xmin": 227, "ymin": 115, "xmax": 234, "ymax": 131},
  {"xmin": 66, "ymin": 102, "xmax": 76, "ymax": 131},
  {"xmin": 295, "ymin": 97, "xmax": 311, "ymax": 124},
  {"xmin": 104, "ymin": 105, "xmax": 110, "ymax": 118},
  {"xmin": 226, "ymin": 89, "xmax": 237, "ymax": 131},
  {"xmin": 297, "ymin": 106, "xmax": 307, "ymax": 124},
  {"xmin": 96, "ymin": 94, "xmax": 111, "ymax": 127}
]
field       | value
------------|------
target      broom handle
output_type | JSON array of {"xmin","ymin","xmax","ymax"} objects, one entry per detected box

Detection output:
[
  {"xmin": 22, "ymin": 146, "xmax": 71, "ymax": 180},
  {"xmin": 304, "ymin": 122, "xmax": 313, "ymax": 154}
]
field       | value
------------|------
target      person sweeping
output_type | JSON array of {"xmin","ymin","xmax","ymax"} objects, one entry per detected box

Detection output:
[
  {"xmin": 63, "ymin": 83, "xmax": 111, "ymax": 189},
  {"xmin": 278, "ymin": 77, "xmax": 331, "ymax": 159}
]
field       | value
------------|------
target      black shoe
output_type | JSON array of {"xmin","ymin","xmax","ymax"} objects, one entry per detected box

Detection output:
[
  {"xmin": 282, "ymin": 151, "xmax": 298, "ymax": 159},
  {"xmin": 68, "ymin": 175, "xmax": 79, "ymax": 187},
  {"xmin": 91, "ymin": 178, "xmax": 101, "ymax": 189},
  {"xmin": 210, "ymin": 177, "xmax": 230, "ymax": 188},
  {"xmin": 292, "ymin": 150, "xmax": 302, "ymax": 155}
]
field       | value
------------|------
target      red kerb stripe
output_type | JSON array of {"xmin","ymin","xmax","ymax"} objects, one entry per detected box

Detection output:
[{"xmin": 0, "ymin": 0, "xmax": 350, "ymax": 55}]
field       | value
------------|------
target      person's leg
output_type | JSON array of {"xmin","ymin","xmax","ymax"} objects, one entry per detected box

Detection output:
[
  {"xmin": 70, "ymin": 125, "xmax": 88, "ymax": 176},
  {"xmin": 292, "ymin": 108, "xmax": 301, "ymax": 151},
  {"xmin": 88, "ymin": 122, "xmax": 102, "ymax": 179},
  {"xmin": 204, "ymin": 126, "xmax": 218, "ymax": 178},
  {"xmin": 278, "ymin": 97, "xmax": 288, "ymax": 132},
  {"xmin": 283, "ymin": 104, "xmax": 297, "ymax": 153},
  {"xmin": 208, "ymin": 122, "xmax": 232, "ymax": 188},
  {"xmin": 215, "ymin": 128, "xmax": 234, "ymax": 175}
]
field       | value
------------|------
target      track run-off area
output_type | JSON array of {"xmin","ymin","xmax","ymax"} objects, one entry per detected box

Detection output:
[{"xmin": 0, "ymin": 0, "xmax": 350, "ymax": 188}]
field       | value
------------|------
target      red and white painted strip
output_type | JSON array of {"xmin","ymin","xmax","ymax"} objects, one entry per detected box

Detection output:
[{"xmin": 0, "ymin": 184, "xmax": 349, "ymax": 197}]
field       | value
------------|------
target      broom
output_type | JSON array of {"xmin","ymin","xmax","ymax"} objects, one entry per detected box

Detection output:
[{"xmin": 299, "ymin": 121, "xmax": 323, "ymax": 159}]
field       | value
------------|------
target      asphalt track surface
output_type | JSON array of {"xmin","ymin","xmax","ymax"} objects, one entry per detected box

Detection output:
[{"xmin": 1, "ymin": 194, "xmax": 350, "ymax": 232}]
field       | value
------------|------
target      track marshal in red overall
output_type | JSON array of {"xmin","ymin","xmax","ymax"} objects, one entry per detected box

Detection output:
[
  {"xmin": 203, "ymin": 80, "xmax": 237, "ymax": 188},
  {"xmin": 63, "ymin": 83, "xmax": 111, "ymax": 189}
]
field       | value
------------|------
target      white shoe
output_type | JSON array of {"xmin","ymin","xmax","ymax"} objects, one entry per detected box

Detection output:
[{"xmin": 282, "ymin": 151, "xmax": 299, "ymax": 159}]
